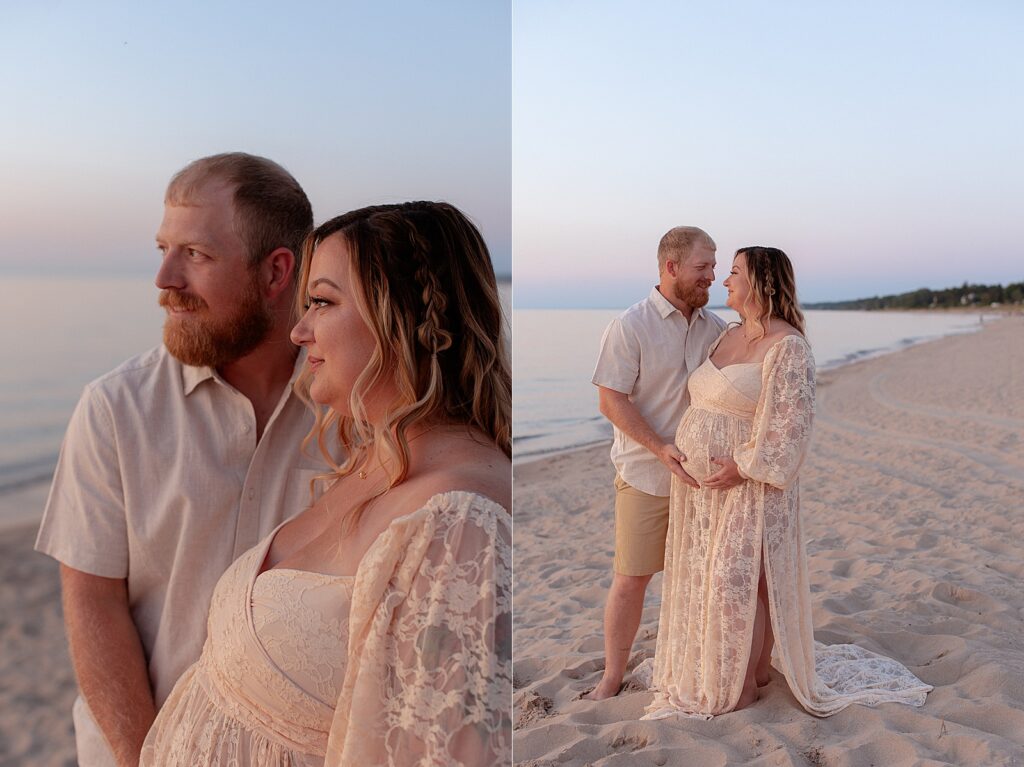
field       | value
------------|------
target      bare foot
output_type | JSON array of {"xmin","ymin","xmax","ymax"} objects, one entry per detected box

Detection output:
[
  {"xmin": 734, "ymin": 682, "xmax": 759, "ymax": 711},
  {"xmin": 585, "ymin": 677, "xmax": 624, "ymax": 701}
]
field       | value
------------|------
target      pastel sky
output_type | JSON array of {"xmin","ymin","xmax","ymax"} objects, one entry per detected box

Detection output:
[
  {"xmin": 0, "ymin": 1, "xmax": 511, "ymax": 278},
  {"xmin": 514, "ymin": 1, "xmax": 1024, "ymax": 308}
]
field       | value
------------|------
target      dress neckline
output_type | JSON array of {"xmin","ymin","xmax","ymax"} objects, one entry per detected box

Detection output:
[
  {"xmin": 241, "ymin": 489, "xmax": 505, "ymax": 707},
  {"xmin": 255, "ymin": 567, "xmax": 355, "ymax": 582},
  {"xmin": 707, "ymin": 331, "xmax": 807, "ymax": 372},
  {"xmin": 254, "ymin": 489, "xmax": 508, "ymax": 580},
  {"xmin": 708, "ymin": 358, "xmax": 762, "ymax": 372}
]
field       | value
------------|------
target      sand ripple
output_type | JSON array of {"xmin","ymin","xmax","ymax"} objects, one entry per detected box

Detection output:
[{"xmin": 513, "ymin": 317, "xmax": 1024, "ymax": 766}]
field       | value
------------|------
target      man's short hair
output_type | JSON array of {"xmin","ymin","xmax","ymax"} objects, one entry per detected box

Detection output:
[
  {"xmin": 657, "ymin": 226, "xmax": 715, "ymax": 272},
  {"xmin": 165, "ymin": 152, "xmax": 313, "ymax": 275}
]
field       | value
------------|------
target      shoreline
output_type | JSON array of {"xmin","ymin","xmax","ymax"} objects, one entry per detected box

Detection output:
[
  {"xmin": 513, "ymin": 315, "xmax": 1024, "ymax": 765},
  {"xmin": 3, "ymin": 316, "xmax": 1022, "ymax": 765},
  {"xmin": 0, "ymin": 481, "xmax": 51, "ymax": 533},
  {"xmin": 514, "ymin": 304, "xmax": 1017, "ymax": 314},
  {"xmin": 513, "ymin": 313, "xmax": 996, "ymax": 468}
]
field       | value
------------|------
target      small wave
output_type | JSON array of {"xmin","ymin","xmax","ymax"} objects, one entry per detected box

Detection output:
[
  {"xmin": 512, "ymin": 432, "xmax": 553, "ymax": 445},
  {"xmin": 818, "ymin": 325, "xmax": 983, "ymax": 371},
  {"xmin": 512, "ymin": 414, "xmax": 605, "ymax": 440},
  {"xmin": 820, "ymin": 347, "xmax": 887, "ymax": 368},
  {"xmin": 512, "ymin": 418, "xmax": 614, "ymax": 463},
  {"xmin": 0, "ymin": 455, "xmax": 57, "ymax": 495},
  {"xmin": 513, "ymin": 437, "xmax": 611, "ymax": 464}
]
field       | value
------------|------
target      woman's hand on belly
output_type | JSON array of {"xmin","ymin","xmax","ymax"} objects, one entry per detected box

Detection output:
[{"xmin": 702, "ymin": 456, "xmax": 744, "ymax": 490}]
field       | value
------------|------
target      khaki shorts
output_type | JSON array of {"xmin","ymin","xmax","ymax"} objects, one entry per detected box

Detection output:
[{"xmin": 613, "ymin": 474, "xmax": 670, "ymax": 576}]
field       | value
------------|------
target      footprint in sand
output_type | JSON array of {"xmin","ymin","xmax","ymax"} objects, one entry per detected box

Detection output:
[
  {"xmin": 830, "ymin": 558, "xmax": 854, "ymax": 578},
  {"xmin": 609, "ymin": 733, "xmax": 649, "ymax": 751},
  {"xmin": 515, "ymin": 691, "xmax": 554, "ymax": 729},
  {"xmin": 562, "ymin": 657, "xmax": 604, "ymax": 681},
  {"xmin": 931, "ymin": 582, "xmax": 998, "ymax": 612}
]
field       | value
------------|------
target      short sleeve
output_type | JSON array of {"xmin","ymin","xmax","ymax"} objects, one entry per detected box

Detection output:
[
  {"xmin": 35, "ymin": 384, "xmax": 128, "ymax": 577},
  {"xmin": 592, "ymin": 316, "xmax": 640, "ymax": 394},
  {"xmin": 733, "ymin": 336, "xmax": 816, "ymax": 490},
  {"xmin": 327, "ymin": 493, "xmax": 512, "ymax": 766}
]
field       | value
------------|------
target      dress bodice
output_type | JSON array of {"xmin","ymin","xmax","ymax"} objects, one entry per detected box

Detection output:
[
  {"xmin": 675, "ymin": 358, "xmax": 763, "ymax": 483},
  {"xmin": 251, "ymin": 569, "xmax": 353, "ymax": 708},
  {"xmin": 141, "ymin": 491, "xmax": 513, "ymax": 767},
  {"xmin": 198, "ymin": 535, "xmax": 348, "ymax": 756},
  {"xmin": 687, "ymin": 357, "xmax": 762, "ymax": 418}
]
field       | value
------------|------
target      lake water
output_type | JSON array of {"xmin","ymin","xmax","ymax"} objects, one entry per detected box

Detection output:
[
  {"xmin": 0, "ymin": 278, "xmax": 985, "ymax": 491},
  {"xmin": 512, "ymin": 307, "xmax": 989, "ymax": 463},
  {"xmin": 0, "ymin": 277, "xmax": 511, "ymax": 500}
]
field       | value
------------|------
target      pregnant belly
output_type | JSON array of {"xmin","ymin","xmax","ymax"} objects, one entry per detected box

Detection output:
[{"xmin": 675, "ymin": 408, "xmax": 751, "ymax": 484}]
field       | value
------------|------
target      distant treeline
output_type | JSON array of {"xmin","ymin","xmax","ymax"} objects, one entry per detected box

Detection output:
[{"xmin": 804, "ymin": 281, "xmax": 1024, "ymax": 310}]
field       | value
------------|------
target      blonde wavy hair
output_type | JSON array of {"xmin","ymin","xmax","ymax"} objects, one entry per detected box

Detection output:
[
  {"xmin": 735, "ymin": 246, "xmax": 806, "ymax": 342},
  {"xmin": 295, "ymin": 202, "xmax": 511, "ymax": 529}
]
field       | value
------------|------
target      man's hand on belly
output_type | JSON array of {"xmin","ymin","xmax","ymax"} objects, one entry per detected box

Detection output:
[{"xmin": 656, "ymin": 443, "xmax": 700, "ymax": 488}]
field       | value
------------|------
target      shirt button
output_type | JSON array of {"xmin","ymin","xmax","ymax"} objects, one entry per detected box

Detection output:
[
  {"xmin": 248, "ymin": 489, "xmax": 255, "ymax": 500},
  {"xmin": 242, "ymin": 424, "xmax": 251, "ymax": 434}
]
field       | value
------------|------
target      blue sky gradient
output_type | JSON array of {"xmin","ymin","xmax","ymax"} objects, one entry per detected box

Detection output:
[
  {"xmin": 0, "ymin": 1, "xmax": 511, "ymax": 277},
  {"xmin": 514, "ymin": 1, "xmax": 1023, "ymax": 307}
]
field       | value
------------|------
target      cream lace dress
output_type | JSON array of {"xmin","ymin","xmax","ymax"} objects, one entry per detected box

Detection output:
[
  {"xmin": 141, "ymin": 490, "xmax": 511, "ymax": 766},
  {"xmin": 644, "ymin": 334, "xmax": 932, "ymax": 719}
]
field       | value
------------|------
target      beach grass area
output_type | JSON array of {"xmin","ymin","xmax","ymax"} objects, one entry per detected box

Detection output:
[{"xmin": 513, "ymin": 316, "xmax": 1024, "ymax": 766}]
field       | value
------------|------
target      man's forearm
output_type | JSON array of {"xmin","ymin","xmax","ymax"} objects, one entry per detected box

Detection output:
[
  {"xmin": 599, "ymin": 392, "xmax": 665, "ymax": 456},
  {"xmin": 61, "ymin": 566, "xmax": 156, "ymax": 767},
  {"xmin": 597, "ymin": 387, "xmax": 699, "ymax": 487}
]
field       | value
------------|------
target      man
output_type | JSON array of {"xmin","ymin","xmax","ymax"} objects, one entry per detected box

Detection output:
[
  {"xmin": 35, "ymin": 153, "xmax": 320, "ymax": 766},
  {"xmin": 587, "ymin": 226, "xmax": 726, "ymax": 700}
]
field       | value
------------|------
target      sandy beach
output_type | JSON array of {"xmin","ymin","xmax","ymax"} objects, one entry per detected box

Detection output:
[
  {"xmin": 513, "ymin": 316, "xmax": 1024, "ymax": 766},
  {"xmin": 0, "ymin": 482, "xmax": 77, "ymax": 766},
  {"xmin": 2, "ymin": 317, "xmax": 1022, "ymax": 766}
]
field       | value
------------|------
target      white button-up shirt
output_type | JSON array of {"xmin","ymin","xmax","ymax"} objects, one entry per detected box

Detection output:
[
  {"xmin": 36, "ymin": 345, "xmax": 324, "ymax": 766},
  {"xmin": 592, "ymin": 286, "xmax": 727, "ymax": 496}
]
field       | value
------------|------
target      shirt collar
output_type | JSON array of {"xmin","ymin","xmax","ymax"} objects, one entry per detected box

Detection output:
[
  {"xmin": 181, "ymin": 361, "xmax": 215, "ymax": 396},
  {"xmin": 649, "ymin": 285, "xmax": 707, "ymax": 322},
  {"xmin": 649, "ymin": 286, "xmax": 676, "ymax": 318},
  {"xmin": 180, "ymin": 347, "xmax": 307, "ymax": 396}
]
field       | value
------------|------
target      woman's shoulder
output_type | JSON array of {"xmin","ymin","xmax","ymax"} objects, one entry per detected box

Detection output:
[
  {"xmin": 382, "ymin": 488, "xmax": 510, "ymax": 570},
  {"xmin": 407, "ymin": 476, "xmax": 510, "ymax": 520},
  {"xmin": 423, "ymin": 489, "xmax": 511, "ymax": 530},
  {"xmin": 362, "ymin": 483, "xmax": 508, "ymax": 574},
  {"xmin": 769, "ymin": 332, "xmax": 808, "ymax": 350},
  {"xmin": 762, "ymin": 320, "xmax": 808, "ymax": 349},
  {"xmin": 762, "ymin": 328, "xmax": 814, "ymax": 371},
  {"xmin": 380, "ymin": 460, "xmax": 509, "ymax": 528},
  {"xmin": 763, "ymin": 317, "xmax": 800, "ymax": 338}
]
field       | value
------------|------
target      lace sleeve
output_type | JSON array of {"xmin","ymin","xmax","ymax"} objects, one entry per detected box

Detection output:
[
  {"xmin": 733, "ymin": 335, "xmax": 816, "ymax": 490},
  {"xmin": 326, "ymin": 492, "xmax": 512, "ymax": 766}
]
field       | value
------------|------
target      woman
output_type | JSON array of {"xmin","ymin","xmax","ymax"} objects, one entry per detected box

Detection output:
[
  {"xmin": 644, "ymin": 247, "xmax": 930, "ymax": 719},
  {"xmin": 141, "ymin": 202, "xmax": 512, "ymax": 765}
]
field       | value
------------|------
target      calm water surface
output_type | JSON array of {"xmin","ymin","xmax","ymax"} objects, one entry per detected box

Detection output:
[
  {"xmin": 0, "ymin": 277, "xmax": 511, "ymax": 501},
  {"xmin": 0, "ymin": 277, "xmax": 163, "ymax": 493},
  {"xmin": 512, "ymin": 307, "xmax": 988, "ymax": 462},
  {"xmin": 0, "ymin": 277, "xmax": 981, "ymax": 491}
]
